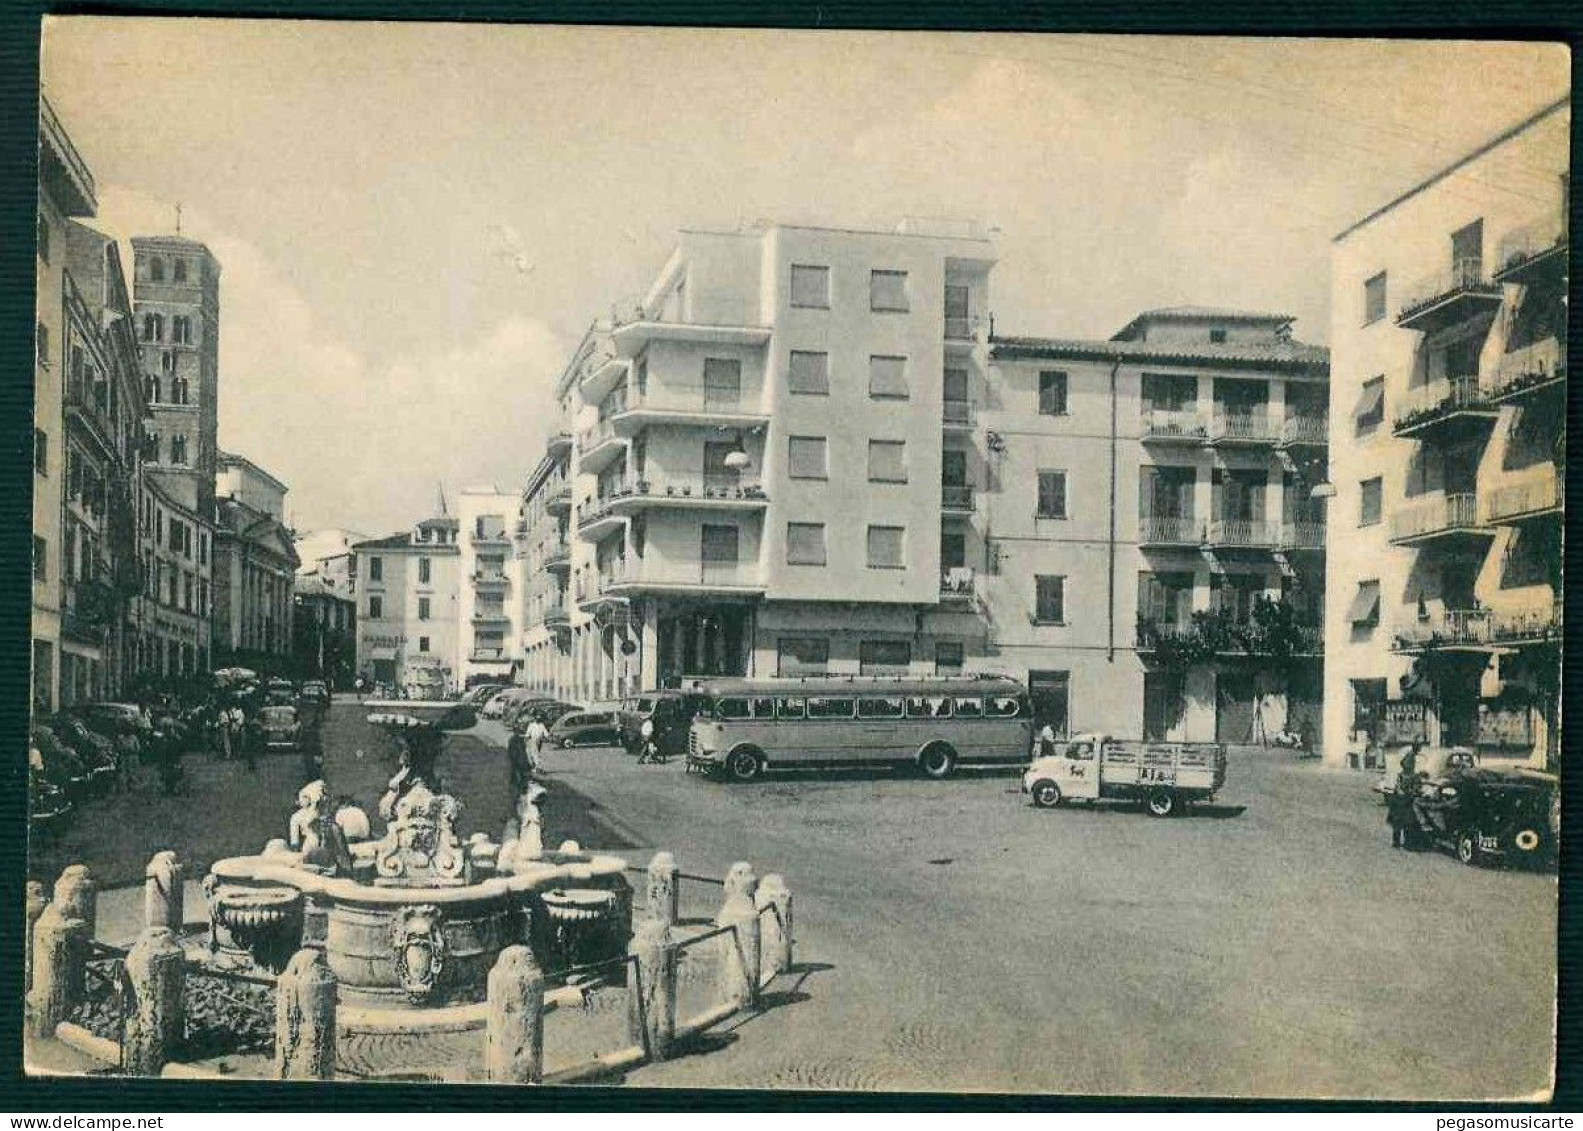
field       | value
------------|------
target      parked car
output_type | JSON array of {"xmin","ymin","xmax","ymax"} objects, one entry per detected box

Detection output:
[
  {"xmin": 264, "ymin": 678, "xmax": 298, "ymax": 706},
  {"xmin": 549, "ymin": 711, "xmax": 624, "ymax": 748},
  {"xmin": 258, "ymin": 705, "xmax": 303, "ymax": 750},
  {"xmin": 1373, "ymin": 745, "xmax": 1478, "ymax": 797},
  {"xmin": 503, "ymin": 698, "xmax": 579, "ymax": 728},
  {"xmin": 31, "ymin": 724, "xmax": 91, "ymax": 798},
  {"xmin": 300, "ymin": 680, "xmax": 331, "ymax": 706},
  {"xmin": 77, "ymin": 701, "xmax": 153, "ymax": 738},
  {"xmin": 29, "ymin": 757, "xmax": 73, "ymax": 831},
  {"xmin": 1404, "ymin": 766, "xmax": 1558, "ymax": 869},
  {"xmin": 49, "ymin": 716, "xmax": 120, "ymax": 791},
  {"xmin": 481, "ymin": 689, "xmax": 530, "ymax": 719},
  {"xmin": 462, "ymin": 683, "xmax": 508, "ymax": 706}
]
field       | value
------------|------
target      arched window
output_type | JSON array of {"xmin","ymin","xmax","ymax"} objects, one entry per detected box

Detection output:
[
  {"xmin": 149, "ymin": 257, "xmax": 164, "ymax": 282},
  {"xmin": 172, "ymin": 259, "xmax": 187, "ymax": 283},
  {"xmin": 171, "ymin": 436, "xmax": 188, "ymax": 465},
  {"xmin": 141, "ymin": 313, "xmax": 164, "ymax": 342},
  {"xmin": 144, "ymin": 375, "xmax": 160, "ymax": 403}
]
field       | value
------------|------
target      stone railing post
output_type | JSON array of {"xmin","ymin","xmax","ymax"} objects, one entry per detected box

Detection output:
[
  {"xmin": 646, "ymin": 851, "xmax": 679, "ymax": 928},
  {"xmin": 27, "ymin": 902, "xmax": 87, "ymax": 1038},
  {"xmin": 123, "ymin": 926, "xmax": 186, "ymax": 1076},
  {"xmin": 714, "ymin": 862, "xmax": 760, "ymax": 1012},
  {"xmin": 485, "ymin": 945, "xmax": 544, "ymax": 1084},
  {"xmin": 275, "ymin": 948, "xmax": 337, "ymax": 1080},
  {"xmin": 144, "ymin": 851, "xmax": 184, "ymax": 933},
  {"xmin": 26, "ymin": 881, "xmax": 48, "ymax": 996},
  {"xmin": 626, "ymin": 917, "xmax": 676, "ymax": 1061},
  {"xmin": 55, "ymin": 865, "xmax": 97, "ymax": 942},
  {"xmin": 754, "ymin": 873, "xmax": 793, "ymax": 980}
]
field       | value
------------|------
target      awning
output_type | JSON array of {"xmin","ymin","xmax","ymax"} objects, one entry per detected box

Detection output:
[
  {"xmin": 1346, "ymin": 581, "xmax": 1381, "ymax": 624},
  {"xmin": 1351, "ymin": 379, "xmax": 1385, "ymax": 422}
]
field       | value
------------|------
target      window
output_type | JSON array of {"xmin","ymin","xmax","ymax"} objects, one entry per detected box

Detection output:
[
  {"xmin": 1363, "ymin": 272, "xmax": 1387, "ymax": 324},
  {"xmin": 1346, "ymin": 580, "xmax": 1382, "ymax": 627},
  {"xmin": 786, "ymin": 522, "xmax": 826, "ymax": 565},
  {"xmin": 1354, "ymin": 376, "xmax": 1385, "ymax": 434},
  {"xmin": 935, "ymin": 641, "xmax": 964, "ymax": 674},
  {"xmin": 777, "ymin": 636, "xmax": 828, "ymax": 676},
  {"xmin": 1037, "ymin": 471, "xmax": 1068, "ymax": 519},
  {"xmin": 1350, "ymin": 678, "xmax": 1388, "ymax": 734},
  {"xmin": 170, "ymin": 436, "xmax": 188, "ymax": 465},
  {"xmin": 199, "ymin": 533, "xmax": 208, "ymax": 566},
  {"xmin": 171, "ymin": 377, "xmax": 189, "ymax": 405},
  {"xmin": 789, "ymin": 264, "xmax": 830, "ymax": 309},
  {"xmin": 199, "ymin": 580, "xmax": 209, "ymax": 617},
  {"xmin": 418, "ymin": 557, "xmax": 431, "ymax": 583},
  {"xmin": 1029, "ymin": 670, "xmax": 1071, "ymax": 736},
  {"xmin": 700, "ymin": 524, "xmax": 739, "ymax": 564},
  {"xmin": 32, "ymin": 536, "xmax": 46, "ymax": 582},
  {"xmin": 368, "ymin": 595, "xmax": 383, "ymax": 619},
  {"xmin": 172, "ymin": 258, "xmax": 187, "ymax": 283},
  {"xmin": 141, "ymin": 313, "xmax": 163, "ymax": 342},
  {"xmin": 868, "ymin": 439, "xmax": 907, "ymax": 483},
  {"xmin": 37, "ymin": 215, "xmax": 50, "ymax": 263},
  {"xmin": 1209, "ymin": 328, "xmax": 1228, "ymax": 344},
  {"xmin": 869, "ymin": 355, "xmax": 908, "ymax": 399},
  {"xmin": 149, "ymin": 257, "xmax": 165, "ymax": 282},
  {"xmin": 1035, "ymin": 575, "xmax": 1067, "ymax": 623},
  {"xmin": 369, "ymin": 557, "xmax": 383, "ymax": 582},
  {"xmin": 859, "ymin": 639, "xmax": 910, "ymax": 675},
  {"xmin": 418, "ymin": 597, "xmax": 431, "ymax": 620},
  {"xmin": 787, "ymin": 350, "xmax": 829, "ymax": 395},
  {"xmin": 144, "ymin": 375, "xmax": 159, "ymax": 403},
  {"xmin": 866, "ymin": 525, "xmax": 905, "ymax": 569},
  {"xmin": 1039, "ymin": 370, "xmax": 1069, "ymax": 415},
  {"xmin": 172, "ymin": 316, "xmax": 193, "ymax": 344},
  {"xmin": 870, "ymin": 269, "xmax": 909, "ymax": 312},
  {"xmin": 787, "ymin": 435, "xmax": 827, "ymax": 479},
  {"xmin": 34, "ymin": 429, "xmax": 47, "ymax": 476},
  {"xmin": 1359, "ymin": 477, "xmax": 1383, "ymax": 527},
  {"xmin": 941, "ymin": 448, "xmax": 968, "ymax": 487},
  {"xmin": 418, "ymin": 636, "xmax": 430, "ymax": 653},
  {"xmin": 35, "ymin": 322, "xmax": 49, "ymax": 369},
  {"xmin": 943, "ymin": 367, "xmax": 969, "ymax": 404},
  {"xmin": 161, "ymin": 351, "xmax": 175, "ymax": 374},
  {"xmin": 702, "ymin": 358, "xmax": 742, "ymax": 409},
  {"xmin": 943, "ymin": 283, "xmax": 970, "ymax": 337},
  {"xmin": 806, "ymin": 697, "xmax": 855, "ymax": 719},
  {"xmin": 858, "ymin": 696, "xmax": 906, "ymax": 719},
  {"xmin": 1142, "ymin": 372, "xmax": 1196, "ymax": 413}
]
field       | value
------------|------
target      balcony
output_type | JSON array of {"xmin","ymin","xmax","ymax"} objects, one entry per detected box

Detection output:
[
  {"xmin": 1388, "ymin": 492, "xmax": 1493, "ymax": 548},
  {"xmin": 469, "ymin": 647, "xmax": 511, "ymax": 663},
  {"xmin": 575, "ymin": 495, "xmax": 626, "ymax": 543},
  {"xmin": 546, "ymin": 430, "xmax": 573, "ymax": 458},
  {"xmin": 1138, "ymin": 515, "xmax": 1202, "ymax": 548},
  {"xmin": 471, "ymin": 571, "xmax": 510, "ymax": 590},
  {"xmin": 544, "ymin": 480, "xmax": 572, "ymax": 514},
  {"xmin": 576, "ymin": 414, "xmax": 626, "ymax": 475},
  {"xmin": 471, "ymin": 529, "xmax": 511, "ymax": 548},
  {"xmin": 942, "ymin": 400, "xmax": 975, "ymax": 431},
  {"xmin": 944, "ymin": 314, "xmax": 989, "ymax": 352},
  {"xmin": 1140, "ymin": 409, "xmax": 1208, "ymax": 444},
  {"xmin": 941, "ymin": 484, "xmax": 975, "ymax": 513},
  {"xmin": 1279, "ymin": 414, "xmax": 1329, "ymax": 449},
  {"xmin": 1487, "ymin": 598, "xmax": 1563, "ymax": 648},
  {"xmin": 599, "ymin": 475, "xmax": 770, "ymax": 519},
  {"xmin": 1391, "ymin": 375, "xmax": 1497, "ymax": 440},
  {"xmin": 541, "ymin": 539, "xmax": 572, "ymax": 572},
  {"xmin": 541, "ymin": 599, "xmax": 570, "ymax": 630},
  {"xmin": 606, "ymin": 301, "xmax": 772, "ymax": 359},
  {"xmin": 1482, "ymin": 472, "xmax": 1562, "ymax": 525},
  {"xmin": 471, "ymin": 609, "xmax": 511, "ymax": 627},
  {"xmin": 608, "ymin": 382, "xmax": 771, "ymax": 436},
  {"xmin": 938, "ymin": 567, "xmax": 977, "ymax": 608},
  {"xmin": 1390, "ymin": 608, "xmax": 1493, "ymax": 654},
  {"xmin": 596, "ymin": 555, "xmax": 766, "ymax": 601},
  {"xmin": 1277, "ymin": 521, "xmax": 1325, "ymax": 551},
  {"xmin": 1492, "ymin": 215, "xmax": 1568, "ymax": 285},
  {"xmin": 1207, "ymin": 409, "xmax": 1279, "ymax": 447},
  {"xmin": 1395, "ymin": 257, "xmax": 1503, "ymax": 333},
  {"xmin": 1136, "ymin": 607, "xmax": 1321, "ymax": 658},
  {"xmin": 574, "ymin": 344, "xmax": 628, "ymax": 403},
  {"xmin": 1204, "ymin": 519, "xmax": 1278, "ymax": 551},
  {"xmin": 1485, "ymin": 340, "xmax": 1567, "ymax": 405}
]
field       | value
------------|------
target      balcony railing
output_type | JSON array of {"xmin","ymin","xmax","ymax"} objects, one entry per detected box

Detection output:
[
  {"xmin": 1391, "ymin": 375, "xmax": 1495, "ymax": 436},
  {"xmin": 942, "ymin": 400, "xmax": 975, "ymax": 428},
  {"xmin": 576, "ymin": 416, "xmax": 619, "ymax": 454},
  {"xmin": 1388, "ymin": 492, "xmax": 1487, "ymax": 545},
  {"xmin": 1278, "ymin": 521, "xmax": 1325, "ymax": 550},
  {"xmin": 599, "ymin": 476, "xmax": 769, "ymax": 506},
  {"xmin": 939, "ymin": 567, "xmax": 976, "ymax": 603},
  {"xmin": 941, "ymin": 484, "xmax": 975, "ymax": 511},
  {"xmin": 1494, "ymin": 215, "xmax": 1568, "ymax": 282},
  {"xmin": 1280, "ymin": 414, "xmax": 1329, "ymax": 447},
  {"xmin": 471, "ymin": 609, "xmax": 511, "ymax": 626},
  {"xmin": 471, "ymin": 571, "xmax": 510, "ymax": 586},
  {"xmin": 471, "ymin": 529, "xmax": 511, "ymax": 546},
  {"xmin": 544, "ymin": 480, "xmax": 572, "ymax": 511},
  {"xmin": 1205, "ymin": 519, "xmax": 1278, "ymax": 548},
  {"xmin": 944, "ymin": 314, "xmax": 988, "ymax": 341},
  {"xmin": 541, "ymin": 599, "xmax": 569, "ymax": 627},
  {"xmin": 1208, "ymin": 409, "xmax": 1279, "ymax": 445},
  {"xmin": 1396, "ymin": 257, "xmax": 1502, "ymax": 330},
  {"xmin": 1139, "ymin": 515, "xmax": 1201, "ymax": 545},
  {"xmin": 1488, "ymin": 598, "xmax": 1563, "ymax": 646},
  {"xmin": 1391, "ymin": 608, "xmax": 1492, "ymax": 652},
  {"xmin": 1486, "ymin": 340, "xmax": 1567, "ymax": 403},
  {"xmin": 1140, "ymin": 408, "xmax": 1208, "ymax": 442},
  {"xmin": 541, "ymin": 538, "xmax": 572, "ymax": 569},
  {"xmin": 470, "ymin": 648, "xmax": 509, "ymax": 662},
  {"xmin": 1482, "ymin": 473, "xmax": 1562, "ymax": 524}
]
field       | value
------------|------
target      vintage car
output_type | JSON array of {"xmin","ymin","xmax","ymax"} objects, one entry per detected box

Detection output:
[
  {"xmin": 549, "ymin": 710, "xmax": 624, "ymax": 748},
  {"xmin": 264, "ymin": 678, "xmax": 298, "ymax": 706},
  {"xmin": 299, "ymin": 680, "xmax": 331, "ymax": 706},
  {"xmin": 1406, "ymin": 767, "xmax": 1558, "ymax": 869},
  {"xmin": 48, "ymin": 716, "xmax": 120, "ymax": 791},
  {"xmin": 258, "ymin": 705, "xmax": 303, "ymax": 750}
]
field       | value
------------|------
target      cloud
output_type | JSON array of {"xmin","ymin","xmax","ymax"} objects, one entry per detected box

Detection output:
[{"xmin": 92, "ymin": 186, "xmax": 569, "ymax": 534}]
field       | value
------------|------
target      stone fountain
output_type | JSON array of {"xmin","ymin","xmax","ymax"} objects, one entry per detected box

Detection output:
[{"xmin": 201, "ymin": 720, "xmax": 630, "ymax": 1010}]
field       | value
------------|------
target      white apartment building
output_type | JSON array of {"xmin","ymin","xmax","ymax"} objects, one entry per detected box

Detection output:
[
  {"xmin": 1325, "ymin": 97, "xmax": 1567, "ymax": 770},
  {"xmin": 353, "ymin": 515, "xmax": 462, "ymax": 696},
  {"xmin": 455, "ymin": 486, "xmax": 527, "ymax": 687}
]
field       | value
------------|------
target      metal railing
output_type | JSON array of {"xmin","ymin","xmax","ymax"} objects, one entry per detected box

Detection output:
[
  {"xmin": 1205, "ymin": 519, "xmax": 1278, "ymax": 548},
  {"xmin": 592, "ymin": 476, "xmax": 768, "ymax": 505},
  {"xmin": 1398, "ymin": 256, "xmax": 1498, "ymax": 320},
  {"xmin": 1487, "ymin": 340, "xmax": 1566, "ymax": 398},
  {"xmin": 1139, "ymin": 515, "xmax": 1201, "ymax": 544},
  {"xmin": 1482, "ymin": 473, "xmax": 1562, "ymax": 523},
  {"xmin": 1392, "ymin": 608, "xmax": 1491, "ymax": 649},
  {"xmin": 471, "ymin": 648, "xmax": 509, "ymax": 661},
  {"xmin": 472, "ymin": 528, "xmax": 511, "ymax": 545},
  {"xmin": 939, "ymin": 568, "xmax": 976, "ymax": 600},
  {"xmin": 1140, "ymin": 408, "xmax": 1207, "ymax": 441},
  {"xmin": 1278, "ymin": 521, "xmax": 1325, "ymax": 550},
  {"xmin": 1488, "ymin": 598, "xmax": 1563, "ymax": 644},
  {"xmin": 942, "ymin": 400, "xmax": 975, "ymax": 427},
  {"xmin": 1280, "ymin": 414, "xmax": 1329, "ymax": 446},
  {"xmin": 1208, "ymin": 408, "xmax": 1278, "ymax": 444},
  {"xmin": 1388, "ymin": 492, "xmax": 1482, "ymax": 542},
  {"xmin": 472, "ymin": 609, "xmax": 511, "ymax": 625},
  {"xmin": 1393, "ymin": 375, "xmax": 1492, "ymax": 430},
  {"xmin": 941, "ymin": 484, "xmax": 974, "ymax": 510},
  {"xmin": 472, "ymin": 571, "xmax": 510, "ymax": 585},
  {"xmin": 541, "ymin": 600, "xmax": 569, "ymax": 626},
  {"xmin": 1495, "ymin": 215, "xmax": 1567, "ymax": 276}
]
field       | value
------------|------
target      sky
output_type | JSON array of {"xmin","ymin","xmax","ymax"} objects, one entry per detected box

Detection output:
[{"xmin": 40, "ymin": 22, "xmax": 1569, "ymax": 535}]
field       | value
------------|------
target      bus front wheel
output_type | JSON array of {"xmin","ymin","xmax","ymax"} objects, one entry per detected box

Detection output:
[
  {"xmin": 919, "ymin": 744, "xmax": 957, "ymax": 780},
  {"xmin": 726, "ymin": 748, "xmax": 763, "ymax": 783}
]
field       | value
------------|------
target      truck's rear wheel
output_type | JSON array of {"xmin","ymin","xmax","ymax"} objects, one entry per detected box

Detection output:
[
  {"xmin": 919, "ymin": 744, "xmax": 956, "ymax": 780},
  {"xmin": 726, "ymin": 747, "xmax": 763, "ymax": 783},
  {"xmin": 1030, "ymin": 780, "xmax": 1062, "ymax": 809},
  {"xmin": 1145, "ymin": 791, "xmax": 1177, "ymax": 818}
]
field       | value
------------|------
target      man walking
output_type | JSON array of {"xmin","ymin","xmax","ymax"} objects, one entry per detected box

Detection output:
[
  {"xmin": 507, "ymin": 720, "xmax": 535, "ymax": 797},
  {"xmin": 525, "ymin": 713, "xmax": 550, "ymax": 774}
]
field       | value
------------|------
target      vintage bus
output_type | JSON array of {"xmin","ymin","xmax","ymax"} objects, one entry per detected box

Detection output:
[{"xmin": 685, "ymin": 676, "xmax": 1033, "ymax": 781}]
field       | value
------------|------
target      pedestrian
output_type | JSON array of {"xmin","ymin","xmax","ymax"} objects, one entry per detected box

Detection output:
[
  {"xmin": 636, "ymin": 713, "xmax": 659, "ymax": 764},
  {"xmin": 1388, "ymin": 742, "xmax": 1423, "ymax": 849},
  {"xmin": 1034, "ymin": 719, "xmax": 1058, "ymax": 761},
  {"xmin": 355, "ymin": 675, "xmax": 365, "ymax": 701},
  {"xmin": 507, "ymin": 720, "xmax": 534, "ymax": 797},
  {"xmin": 236, "ymin": 703, "xmax": 257, "ymax": 772},
  {"xmin": 525, "ymin": 713, "xmax": 550, "ymax": 773}
]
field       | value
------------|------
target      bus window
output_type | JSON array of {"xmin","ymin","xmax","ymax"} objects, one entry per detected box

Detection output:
[
  {"xmin": 907, "ymin": 696, "xmax": 952, "ymax": 718},
  {"xmin": 751, "ymin": 697, "xmax": 776, "ymax": 719},
  {"xmin": 776, "ymin": 697, "xmax": 805, "ymax": 719},
  {"xmin": 806, "ymin": 697, "xmax": 855, "ymax": 719},
  {"xmin": 986, "ymin": 696, "xmax": 1022, "ymax": 718},
  {"xmin": 717, "ymin": 697, "xmax": 752, "ymax": 720},
  {"xmin": 858, "ymin": 696, "xmax": 904, "ymax": 719},
  {"xmin": 953, "ymin": 697, "xmax": 985, "ymax": 718}
]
